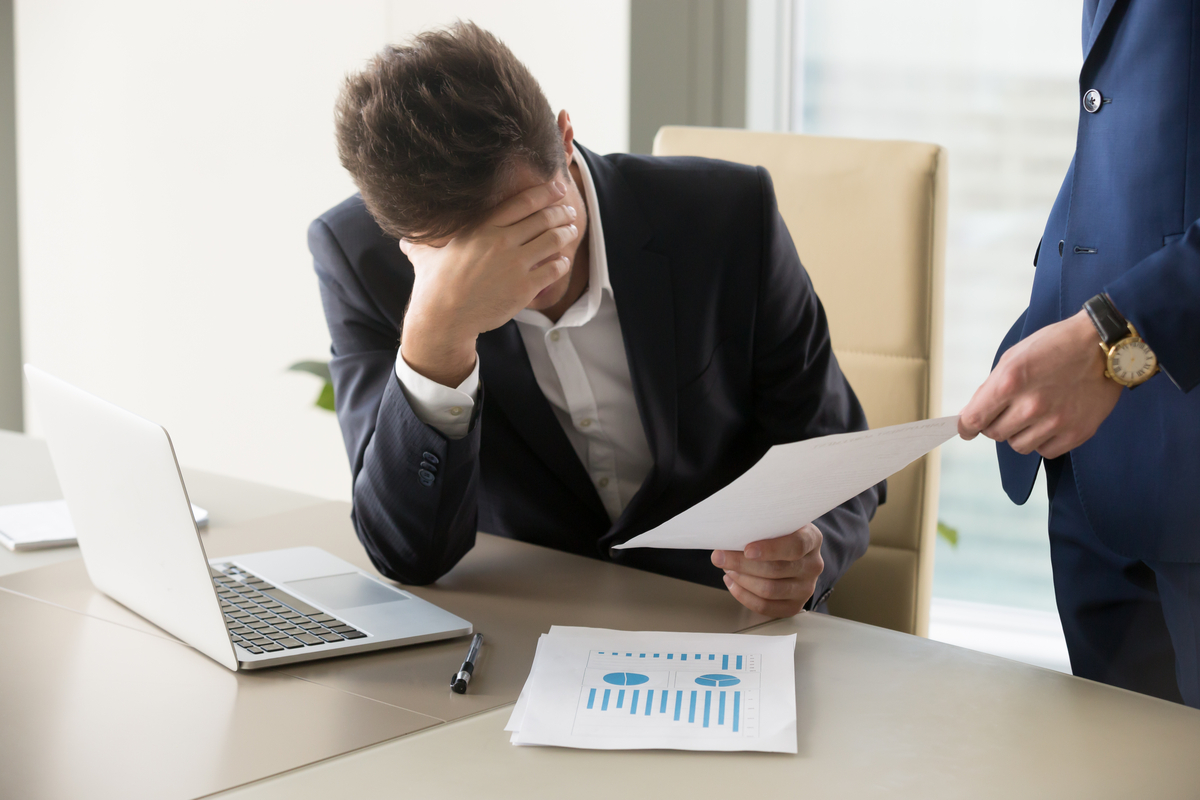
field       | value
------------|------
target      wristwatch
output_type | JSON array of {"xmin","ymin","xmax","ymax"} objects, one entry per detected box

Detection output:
[{"xmin": 1082, "ymin": 293, "xmax": 1160, "ymax": 388}]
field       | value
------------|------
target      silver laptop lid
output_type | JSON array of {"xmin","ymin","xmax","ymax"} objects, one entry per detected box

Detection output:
[{"xmin": 24, "ymin": 365, "xmax": 237, "ymax": 670}]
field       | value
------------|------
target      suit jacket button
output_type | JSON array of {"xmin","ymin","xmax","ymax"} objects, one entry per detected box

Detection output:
[
  {"xmin": 1058, "ymin": 239, "xmax": 1065, "ymax": 257},
  {"xmin": 422, "ymin": 451, "xmax": 440, "ymax": 465},
  {"xmin": 418, "ymin": 469, "xmax": 435, "ymax": 485},
  {"xmin": 420, "ymin": 461, "xmax": 437, "ymax": 472},
  {"xmin": 1082, "ymin": 89, "xmax": 1103, "ymax": 113}
]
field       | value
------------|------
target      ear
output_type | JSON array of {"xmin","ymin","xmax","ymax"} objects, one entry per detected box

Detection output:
[{"xmin": 557, "ymin": 110, "xmax": 575, "ymax": 161}]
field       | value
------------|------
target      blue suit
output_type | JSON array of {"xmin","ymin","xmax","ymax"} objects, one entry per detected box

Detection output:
[{"xmin": 998, "ymin": 0, "xmax": 1200, "ymax": 705}]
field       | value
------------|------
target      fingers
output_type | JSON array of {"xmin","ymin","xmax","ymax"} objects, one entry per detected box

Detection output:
[
  {"xmin": 712, "ymin": 527, "xmax": 819, "ymax": 578},
  {"xmin": 509, "ymin": 201, "xmax": 577, "ymax": 246},
  {"xmin": 959, "ymin": 379, "xmax": 1011, "ymax": 439},
  {"xmin": 1036, "ymin": 435, "xmax": 1070, "ymax": 460},
  {"xmin": 722, "ymin": 573, "xmax": 806, "ymax": 618},
  {"xmin": 714, "ymin": 526, "xmax": 822, "ymax": 617},
  {"xmin": 1007, "ymin": 416, "xmax": 1058, "ymax": 456},
  {"xmin": 527, "ymin": 254, "xmax": 571, "ymax": 291},
  {"xmin": 981, "ymin": 402, "xmax": 1031, "ymax": 443},
  {"xmin": 712, "ymin": 544, "xmax": 796, "ymax": 579},
  {"xmin": 521, "ymin": 222, "xmax": 580, "ymax": 265},
  {"xmin": 747, "ymin": 526, "xmax": 819, "ymax": 561},
  {"xmin": 490, "ymin": 180, "xmax": 566, "ymax": 228},
  {"xmin": 724, "ymin": 570, "xmax": 805, "ymax": 601}
]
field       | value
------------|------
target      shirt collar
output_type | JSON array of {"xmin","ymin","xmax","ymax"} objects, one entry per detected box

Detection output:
[{"xmin": 514, "ymin": 147, "xmax": 611, "ymax": 330}]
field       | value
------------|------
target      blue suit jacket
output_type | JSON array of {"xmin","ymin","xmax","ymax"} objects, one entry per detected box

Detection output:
[
  {"xmin": 310, "ymin": 145, "xmax": 881, "ymax": 602},
  {"xmin": 999, "ymin": 0, "xmax": 1200, "ymax": 561}
]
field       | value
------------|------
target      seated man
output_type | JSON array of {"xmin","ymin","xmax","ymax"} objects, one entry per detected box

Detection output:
[{"xmin": 310, "ymin": 22, "xmax": 882, "ymax": 617}]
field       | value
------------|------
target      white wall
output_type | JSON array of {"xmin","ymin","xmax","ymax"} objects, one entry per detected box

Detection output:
[
  {"xmin": 16, "ymin": 0, "xmax": 630, "ymax": 500},
  {"xmin": 383, "ymin": 2, "xmax": 630, "ymax": 156}
]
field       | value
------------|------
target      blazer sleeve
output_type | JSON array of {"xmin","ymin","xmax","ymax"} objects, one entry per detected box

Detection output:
[
  {"xmin": 309, "ymin": 217, "xmax": 482, "ymax": 585},
  {"xmin": 749, "ymin": 167, "xmax": 881, "ymax": 609},
  {"xmin": 1104, "ymin": 218, "xmax": 1200, "ymax": 392}
]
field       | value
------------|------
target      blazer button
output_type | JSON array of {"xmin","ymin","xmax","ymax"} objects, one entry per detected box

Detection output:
[
  {"xmin": 420, "ymin": 461, "xmax": 437, "ymax": 472},
  {"xmin": 418, "ymin": 469, "xmax": 435, "ymax": 486},
  {"xmin": 1082, "ymin": 89, "xmax": 1103, "ymax": 113},
  {"xmin": 422, "ymin": 451, "xmax": 440, "ymax": 465},
  {"xmin": 1058, "ymin": 239, "xmax": 1064, "ymax": 257}
]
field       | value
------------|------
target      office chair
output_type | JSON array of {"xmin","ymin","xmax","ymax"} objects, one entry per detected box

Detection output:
[{"xmin": 654, "ymin": 126, "xmax": 947, "ymax": 636}]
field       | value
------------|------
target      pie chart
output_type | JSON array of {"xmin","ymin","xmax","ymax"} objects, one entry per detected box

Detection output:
[
  {"xmin": 695, "ymin": 674, "xmax": 740, "ymax": 687},
  {"xmin": 603, "ymin": 672, "xmax": 650, "ymax": 686}
]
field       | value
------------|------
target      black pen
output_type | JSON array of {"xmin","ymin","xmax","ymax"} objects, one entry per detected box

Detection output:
[{"xmin": 451, "ymin": 633, "xmax": 484, "ymax": 694}]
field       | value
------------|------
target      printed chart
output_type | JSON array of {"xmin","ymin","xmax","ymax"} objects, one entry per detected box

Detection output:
[{"xmin": 571, "ymin": 649, "xmax": 760, "ymax": 739}]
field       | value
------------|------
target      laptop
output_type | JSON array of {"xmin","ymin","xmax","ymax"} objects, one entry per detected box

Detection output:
[{"xmin": 24, "ymin": 365, "xmax": 472, "ymax": 671}]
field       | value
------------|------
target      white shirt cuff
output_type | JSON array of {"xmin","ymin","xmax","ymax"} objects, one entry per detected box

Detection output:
[{"xmin": 394, "ymin": 347, "xmax": 480, "ymax": 440}]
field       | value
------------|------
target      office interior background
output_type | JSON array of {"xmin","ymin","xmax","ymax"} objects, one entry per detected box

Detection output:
[{"xmin": 0, "ymin": 0, "xmax": 1080, "ymax": 664}]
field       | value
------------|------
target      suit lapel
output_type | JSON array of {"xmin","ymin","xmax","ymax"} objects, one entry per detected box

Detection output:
[
  {"xmin": 1082, "ymin": 0, "xmax": 1122, "ymax": 64},
  {"xmin": 578, "ymin": 146, "xmax": 678, "ymax": 538},
  {"xmin": 476, "ymin": 322, "xmax": 608, "ymax": 522},
  {"xmin": 477, "ymin": 146, "xmax": 680, "ymax": 539}
]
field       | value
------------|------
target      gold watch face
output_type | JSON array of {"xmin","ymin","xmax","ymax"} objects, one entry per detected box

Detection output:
[{"xmin": 1108, "ymin": 338, "xmax": 1158, "ymax": 386}]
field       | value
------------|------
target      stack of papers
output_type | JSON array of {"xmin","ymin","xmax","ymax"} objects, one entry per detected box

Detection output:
[
  {"xmin": 506, "ymin": 626, "xmax": 798, "ymax": 753},
  {"xmin": 0, "ymin": 499, "xmax": 209, "ymax": 552}
]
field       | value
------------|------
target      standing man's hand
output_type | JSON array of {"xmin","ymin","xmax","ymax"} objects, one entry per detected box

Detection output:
[
  {"xmin": 398, "ymin": 179, "xmax": 579, "ymax": 387},
  {"xmin": 959, "ymin": 310, "xmax": 1122, "ymax": 458},
  {"xmin": 712, "ymin": 523, "xmax": 824, "ymax": 617}
]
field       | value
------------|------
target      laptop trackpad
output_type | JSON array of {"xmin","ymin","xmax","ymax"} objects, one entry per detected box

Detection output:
[{"xmin": 286, "ymin": 573, "xmax": 408, "ymax": 610}]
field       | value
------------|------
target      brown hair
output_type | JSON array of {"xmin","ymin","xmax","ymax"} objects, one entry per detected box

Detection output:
[{"xmin": 335, "ymin": 22, "xmax": 565, "ymax": 242}]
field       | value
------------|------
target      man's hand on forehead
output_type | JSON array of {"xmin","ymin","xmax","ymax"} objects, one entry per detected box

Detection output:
[{"xmin": 397, "ymin": 179, "xmax": 580, "ymax": 388}]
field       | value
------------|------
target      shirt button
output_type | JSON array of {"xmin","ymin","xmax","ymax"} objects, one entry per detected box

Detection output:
[
  {"xmin": 579, "ymin": 418, "xmax": 592, "ymax": 428},
  {"xmin": 549, "ymin": 330, "xmax": 561, "ymax": 342},
  {"xmin": 450, "ymin": 406, "xmax": 463, "ymax": 416},
  {"xmin": 599, "ymin": 477, "xmax": 610, "ymax": 488}
]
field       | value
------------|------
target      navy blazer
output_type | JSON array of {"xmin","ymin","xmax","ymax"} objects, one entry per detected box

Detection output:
[
  {"xmin": 310, "ymin": 145, "xmax": 881, "ymax": 603},
  {"xmin": 999, "ymin": 0, "xmax": 1200, "ymax": 560}
]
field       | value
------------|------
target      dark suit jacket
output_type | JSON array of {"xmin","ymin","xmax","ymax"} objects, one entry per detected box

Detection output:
[
  {"xmin": 998, "ymin": 0, "xmax": 1200, "ymax": 560},
  {"xmin": 310, "ymin": 145, "xmax": 881, "ymax": 604}
]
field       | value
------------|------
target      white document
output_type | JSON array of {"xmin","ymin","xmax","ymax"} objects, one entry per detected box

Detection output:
[
  {"xmin": 615, "ymin": 416, "xmax": 959, "ymax": 551},
  {"xmin": 508, "ymin": 626, "xmax": 797, "ymax": 753},
  {"xmin": 505, "ymin": 633, "xmax": 547, "ymax": 733},
  {"xmin": 0, "ymin": 499, "xmax": 209, "ymax": 552}
]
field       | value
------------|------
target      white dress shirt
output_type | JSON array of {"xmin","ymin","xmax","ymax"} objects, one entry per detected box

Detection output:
[{"xmin": 395, "ymin": 149, "xmax": 653, "ymax": 522}]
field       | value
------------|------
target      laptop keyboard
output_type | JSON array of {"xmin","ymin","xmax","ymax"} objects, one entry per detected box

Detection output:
[{"xmin": 209, "ymin": 562, "xmax": 367, "ymax": 656}]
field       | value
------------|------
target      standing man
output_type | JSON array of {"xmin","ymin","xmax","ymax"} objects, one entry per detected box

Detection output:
[
  {"xmin": 959, "ymin": 0, "xmax": 1200, "ymax": 706},
  {"xmin": 311, "ymin": 23, "xmax": 881, "ymax": 618}
]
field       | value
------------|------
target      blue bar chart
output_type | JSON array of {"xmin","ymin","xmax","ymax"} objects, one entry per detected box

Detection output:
[{"xmin": 572, "ymin": 649, "xmax": 760, "ymax": 739}]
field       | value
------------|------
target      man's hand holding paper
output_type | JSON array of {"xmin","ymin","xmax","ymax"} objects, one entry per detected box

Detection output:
[
  {"xmin": 617, "ymin": 416, "xmax": 961, "ymax": 616},
  {"xmin": 713, "ymin": 523, "xmax": 824, "ymax": 617}
]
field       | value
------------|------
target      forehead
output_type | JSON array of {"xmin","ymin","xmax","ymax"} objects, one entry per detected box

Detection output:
[{"xmin": 417, "ymin": 160, "xmax": 565, "ymax": 247}]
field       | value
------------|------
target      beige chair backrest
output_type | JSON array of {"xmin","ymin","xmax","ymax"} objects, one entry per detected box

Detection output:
[{"xmin": 653, "ymin": 126, "xmax": 946, "ymax": 636}]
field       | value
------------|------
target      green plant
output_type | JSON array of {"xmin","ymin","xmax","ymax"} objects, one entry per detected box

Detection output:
[
  {"xmin": 288, "ymin": 360, "xmax": 335, "ymax": 412},
  {"xmin": 937, "ymin": 521, "xmax": 959, "ymax": 548}
]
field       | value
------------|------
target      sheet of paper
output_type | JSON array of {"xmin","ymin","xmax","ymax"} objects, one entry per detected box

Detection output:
[
  {"xmin": 614, "ymin": 416, "xmax": 959, "ymax": 551},
  {"xmin": 0, "ymin": 499, "xmax": 209, "ymax": 551},
  {"xmin": 508, "ymin": 626, "xmax": 797, "ymax": 753},
  {"xmin": 505, "ymin": 633, "xmax": 547, "ymax": 733}
]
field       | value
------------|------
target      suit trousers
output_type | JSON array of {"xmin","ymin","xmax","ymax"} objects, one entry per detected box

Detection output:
[{"xmin": 1046, "ymin": 454, "xmax": 1200, "ymax": 707}]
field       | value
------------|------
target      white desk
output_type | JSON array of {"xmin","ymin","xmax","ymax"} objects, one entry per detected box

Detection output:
[{"xmin": 3, "ymin": 430, "xmax": 1199, "ymax": 799}]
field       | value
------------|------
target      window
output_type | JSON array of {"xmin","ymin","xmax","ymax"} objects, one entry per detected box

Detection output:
[{"xmin": 790, "ymin": 0, "xmax": 1084, "ymax": 663}]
